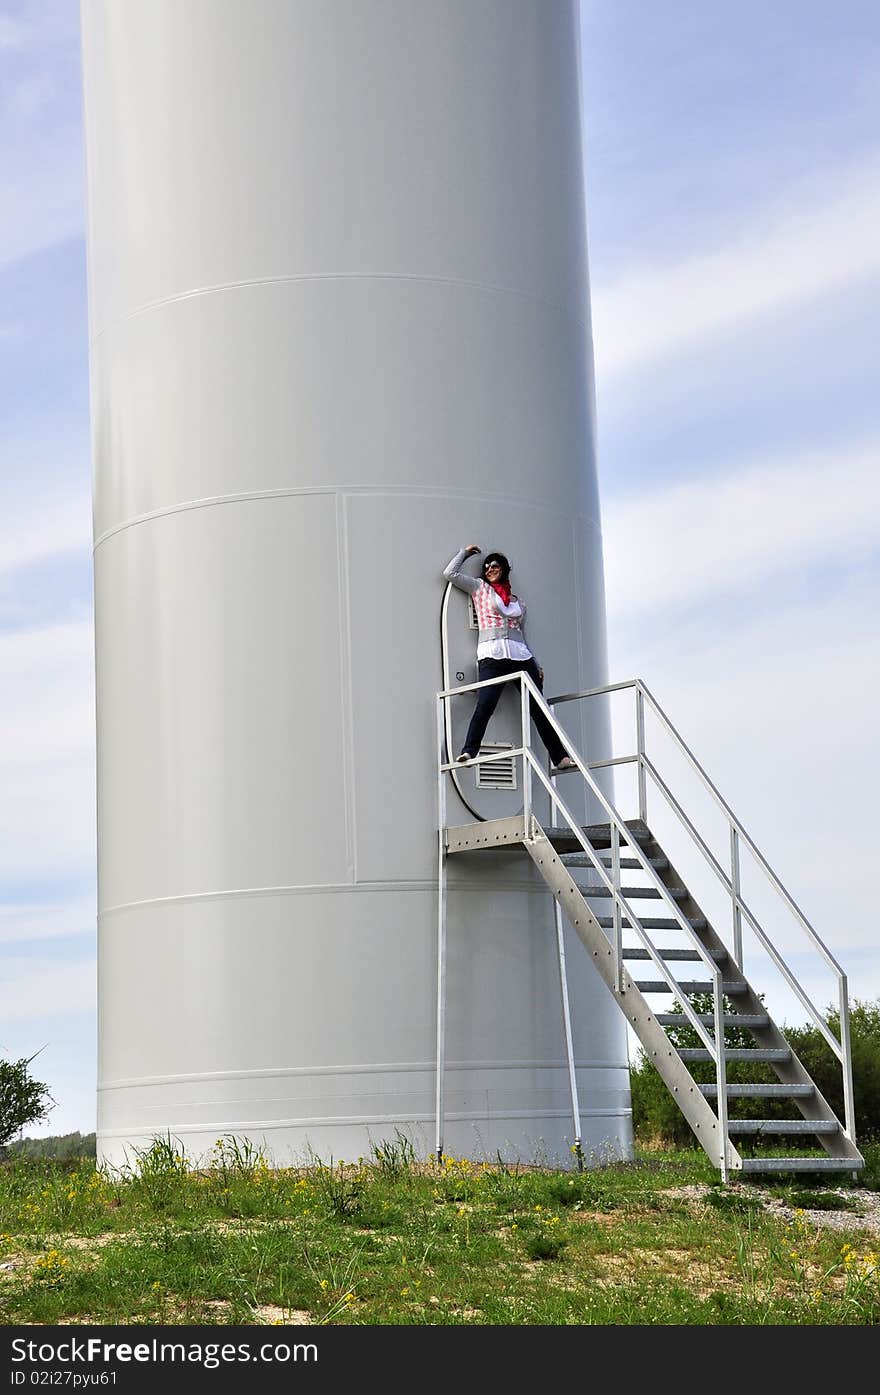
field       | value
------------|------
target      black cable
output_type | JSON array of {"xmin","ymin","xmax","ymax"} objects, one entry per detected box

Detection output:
[{"xmin": 439, "ymin": 581, "xmax": 486, "ymax": 823}]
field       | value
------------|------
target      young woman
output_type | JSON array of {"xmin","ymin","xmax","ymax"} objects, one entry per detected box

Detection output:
[{"xmin": 443, "ymin": 544, "xmax": 574, "ymax": 769}]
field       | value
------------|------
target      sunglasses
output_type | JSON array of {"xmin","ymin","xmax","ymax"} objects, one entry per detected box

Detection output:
[{"xmin": 483, "ymin": 561, "xmax": 503, "ymax": 570}]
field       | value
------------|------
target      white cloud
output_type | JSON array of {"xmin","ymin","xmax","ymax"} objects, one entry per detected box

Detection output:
[
  {"xmin": 592, "ymin": 158, "xmax": 880, "ymax": 376},
  {"xmin": 0, "ymin": 137, "xmax": 84, "ymax": 271},
  {"xmin": 0, "ymin": 499, "xmax": 91, "ymax": 577},
  {"xmin": 0, "ymin": 897, "xmax": 95, "ymax": 946},
  {"xmin": 0, "ymin": 957, "xmax": 95, "ymax": 1023},
  {"xmin": 602, "ymin": 439, "xmax": 880, "ymax": 618},
  {"xmin": 0, "ymin": 620, "xmax": 95, "ymax": 882},
  {"xmin": 0, "ymin": 621, "xmax": 94, "ymax": 762}
]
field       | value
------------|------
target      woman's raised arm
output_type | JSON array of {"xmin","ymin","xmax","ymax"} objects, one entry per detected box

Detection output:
[{"xmin": 442, "ymin": 545, "xmax": 481, "ymax": 594}]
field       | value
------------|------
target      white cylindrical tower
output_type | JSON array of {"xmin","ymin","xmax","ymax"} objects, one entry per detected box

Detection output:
[{"xmin": 82, "ymin": 0, "xmax": 632, "ymax": 1167}]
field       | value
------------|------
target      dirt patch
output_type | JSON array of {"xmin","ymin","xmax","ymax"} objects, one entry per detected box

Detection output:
[
  {"xmin": 589, "ymin": 1247, "xmax": 746, "ymax": 1296},
  {"xmin": 203, "ymin": 1300, "xmax": 311, "ymax": 1325},
  {"xmin": 47, "ymin": 1232, "xmax": 133, "ymax": 1250}
]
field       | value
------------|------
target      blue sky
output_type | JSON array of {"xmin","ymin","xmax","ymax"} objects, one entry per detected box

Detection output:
[{"xmin": 1, "ymin": 1, "xmax": 878, "ymax": 1136}]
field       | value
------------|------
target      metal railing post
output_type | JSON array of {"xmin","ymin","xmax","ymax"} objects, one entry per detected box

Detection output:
[
  {"xmin": 435, "ymin": 696, "xmax": 448, "ymax": 1163},
  {"xmin": 730, "ymin": 825, "xmax": 743, "ymax": 969},
  {"xmin": 712, "ymin": 968, "xmax": 730, "ymax": 1183},
  {"xmin": 548, "ymin": 738, "xmax": 584, "ymax": 1167},
  {"xmin": 547, "ymin": 702, "xmax": 561, "ymax": 825},
  {"xmin": 520, "ymin": 674, "xmax": 533, "ymax": 835},
  {"xmin": 611, "ymin": 822, "xmax": 623, "ymax": 994},
  {"xmin": 553, "ymin": 899, "xmax": 584, "ymax": 1168},
  {"xmin": 635, "ymin": 684, "xmax": 648, "ymax": 824},
  {"xmin": 839, "ymin": 976, "xmax": 857, "ymax": 1146}
]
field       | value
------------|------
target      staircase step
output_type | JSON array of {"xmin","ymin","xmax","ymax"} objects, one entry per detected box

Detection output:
[
  {"xmin": 572, "ymin": 884, "xmax": 686, "ymax": 901},
  {"xmin": 548, "ymin": 822, "xmax": 651, "ymax": 851},
  {"xmin": 679, "ymin": 1048, "xmax": 790, "ymax": 1062},
  {"xmin": 599, "ymin": 856, "xmax": 669, "ymax": 871},
  {"xmin": 727, "ymin": 1120, "xmax": 839, "ymax": 1135},
  {"xmin": 556, "ymin": 855, "xmax": 676, "ymax": 891},
  {"xmin": 585, "ymin": 820, "xmax": 651, "ymax": 848},
  {"xmin": 740, "ymin": 1157, "xmax": 863, "ymax": 1174},
  {"xmin": 657, "ymin": 1013, "xmax": 769, "ymax": 1028},
  {"xmin": 622, "ymin": 947, "xmax": 726, "ymax": 962},
  {"xmin": 700, "ymin": 1084, "xmax": 815, "ymax": 1098},
  {"xmin": 634, "ymin": 980, "xmax": 746, "ymax": 995},
  {"xmin": 596, "ymin": 916, "xmax": 708, "ymax": 930}
]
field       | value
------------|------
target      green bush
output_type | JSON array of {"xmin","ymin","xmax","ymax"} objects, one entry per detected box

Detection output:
[{"xmin": 785, "ymin": 1000, "xmax": 880, "ymax": 1143}]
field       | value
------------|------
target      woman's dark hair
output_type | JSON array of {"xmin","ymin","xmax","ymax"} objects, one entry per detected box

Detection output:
[{"xmin": 482, "ymin": 552, "xmax": 511, "ymax": 584}]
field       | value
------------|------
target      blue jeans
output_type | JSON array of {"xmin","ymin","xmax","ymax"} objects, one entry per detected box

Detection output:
[{"xmin": 462, "ymin": 657, "xmax": 567, "ymax": 765}]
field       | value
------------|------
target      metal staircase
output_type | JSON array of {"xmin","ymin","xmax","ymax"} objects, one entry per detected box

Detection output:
[{"xmin": 435, "ymin": 675, "xmax": 864, "ymax": 1182}]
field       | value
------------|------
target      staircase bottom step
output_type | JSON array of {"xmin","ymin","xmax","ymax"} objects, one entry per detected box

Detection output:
[{"xmin": 739, "ymin": 1157, "xmax": 863, "ymax": 1174}]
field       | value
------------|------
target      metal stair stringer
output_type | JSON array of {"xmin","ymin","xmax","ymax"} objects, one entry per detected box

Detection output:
[{"xmin": 522, "ymin": 821, "xmax": 739, "ymax": 1174}]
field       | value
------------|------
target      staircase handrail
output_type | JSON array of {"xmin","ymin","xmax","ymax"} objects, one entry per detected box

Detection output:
[{"xmin": 549, "ymin": 677, "xmax": 845, "ymax": 976}]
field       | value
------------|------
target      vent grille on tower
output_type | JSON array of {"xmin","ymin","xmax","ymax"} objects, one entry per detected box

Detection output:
[{"xmin": 474, "ymin": 743, "xmax": 517, "ymax": 790}]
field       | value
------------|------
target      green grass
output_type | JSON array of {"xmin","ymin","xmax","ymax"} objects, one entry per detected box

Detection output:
[
  {"xmin": 0, "ymin": 1138, "xmax": 877, "ymax": 1326},
  {"xmin": 768, "ymin": 1188, "xmax": 859, "ymax": 1213}
]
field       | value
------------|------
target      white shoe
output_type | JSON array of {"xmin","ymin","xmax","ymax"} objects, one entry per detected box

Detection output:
[
  {"xmin": 456, "ymin": 753, "xmax": 472, "ymax": 763},
  {"xmin": 553, "ymin": 755, "xmax": 576, "ymax": 771}
]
